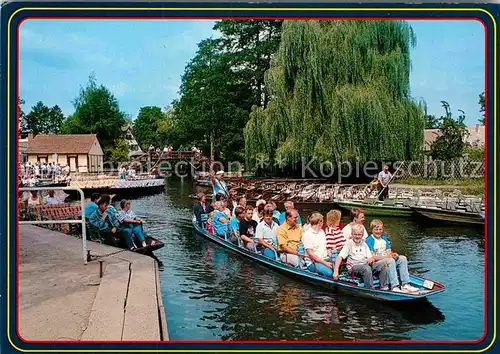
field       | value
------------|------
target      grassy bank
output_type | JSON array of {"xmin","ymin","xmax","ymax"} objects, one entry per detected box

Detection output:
[{"xmin": 396, "ymin": 178, "xmax": 485, "ymax": 196}]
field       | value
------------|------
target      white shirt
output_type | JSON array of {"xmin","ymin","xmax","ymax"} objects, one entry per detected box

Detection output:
[
  {"xmin": 255, "ymin": 219, "xmax": 279, "ymax": 246},
  {"xmin": 302, "ymin": 228, "xmax": 329, "ymax": 266},
  {"xmin": 43, "ymin": 196, "xmax": 60, "ymax": 205},
  {"xmin": 372, "ymin": 237, "xmax": 389, "ymax": 257},
  {"xmin": 378, "ymin": 171, "xmax": 392, "ymax": 185},
  {"xmin": 342, "ymin": 223, "xmax": 368, "ymax": 240},
  {"xmin": 338, "ymin": 239, "xmax": 373, "ymax": 269}
]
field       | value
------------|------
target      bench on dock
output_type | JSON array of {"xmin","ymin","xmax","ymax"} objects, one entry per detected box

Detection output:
[{"xmin": 19, "ymin": 203, "xmax": 83, "ymax": 234}]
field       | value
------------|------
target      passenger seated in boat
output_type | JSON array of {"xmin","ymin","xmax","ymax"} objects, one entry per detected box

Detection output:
[
  {"xmin": 213, "ymin": 192, "xmax": 231, "ymax": 217},
  {"xmin": 277, "ymin": 209, "xmax": 303, "ymax": 267},
  {"xmin": 98, "ymin": 194, "xmax": 136, "ymax": 250},
  {"xmin": 229, "ymin": 206, "xmax": 245, "ymax": 243},
  {"xmin": 302, "ymin": 212, "xmax": 333, "ymax": 277},
  {"xmin": 118, "ymin": 199, "xmax": 147, "ymax": 248},
  {"xmin": 83, "ymin": 193, "xmax": 101, "ymax": 221},
  {"xmin": 365, "ymin": 219, "xmax": 419, "ymax": 293},
  {"xmin": 252, "ymin": 199, "xmax": 266, "ymax": 223},
  {"xmin": 342, "ymin": 208, "xmax": 368, "ymax": 240},
  {"xmin": 324, "ymin": 209, "xmax": 346, "ymax": 259},
  {"xmin": 232, "ymin": 196, "xmax": 247, "ymax": 215},
  {"xmin": 211, "ymin": 201, "xmax": 230, "ymax": 239},
  {"xmin": 278, "ymin": 201, "xmax": 303, "ymax": 225},
  {"xmin": 239, "ymin": 206, "xmax": 257, "ymax": 251},
  {"xmin": 193, "ymin": 192, "xmax": 214, "ymax": 227},
  {"xmin": 88, "ymin": 199, "xmax": 135, "ymax": 250},
  {"xmin": 206, "ymin": 211, "xmax": 215, "ymax": 235},
  {"xmin": 333, "ymin": 224, "xmax": 390, "ymax": 289},
  {"xmin": 255, "ymin": 205, "xmax": 279, "ymax": 258}
]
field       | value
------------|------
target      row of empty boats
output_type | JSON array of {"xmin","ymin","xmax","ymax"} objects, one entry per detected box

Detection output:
[{"xmin": 195, "ymin": 178, "xmax": 485, "ymax": 226}]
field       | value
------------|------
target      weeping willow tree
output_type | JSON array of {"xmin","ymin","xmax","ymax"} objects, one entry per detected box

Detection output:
[{"xmin": 245, "ymin": 20, "xmax": 425, "ymax": 171}]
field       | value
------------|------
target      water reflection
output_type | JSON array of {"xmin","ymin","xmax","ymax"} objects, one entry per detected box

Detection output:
[{"xmin": 130, "ymin": 178, "xmax": 483, "ymax": 341}]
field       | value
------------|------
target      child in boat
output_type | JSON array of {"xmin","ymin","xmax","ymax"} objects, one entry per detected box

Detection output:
[
  {"xmin": 365, "ymin": 219, "xmax": 419, "ymax": 293},
  {"xmin": 324, "ymin": 209, "xmax": 346, "ymax": 259},
  {"xmin": 333, "ymin": 224, "xmax": 390, "ymax": 289}
]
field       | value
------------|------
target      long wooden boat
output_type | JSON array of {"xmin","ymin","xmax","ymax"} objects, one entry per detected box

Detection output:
[
  {"xmin": 336, "ymin": 200, "xmax": 414, "ymax": 217},
  {"xmin": 192, "ymin": 216, "xmax": 444, "ymax": 301},
  {"xmin": 410, "ymin": 205, "xmax": 484, "ymax": 226}
]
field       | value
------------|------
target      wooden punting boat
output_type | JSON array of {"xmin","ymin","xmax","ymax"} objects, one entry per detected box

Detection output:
[
  {"xmin": 336, "ymin": 199, "xmax": 414, "ymax": 217},
  {"xmin": 410, "ymin": 205, "xmax": 484, "ymax": 226},
  {"xmin": 192, "ymin": 216, "xmax": 445, "ymax": 301}
]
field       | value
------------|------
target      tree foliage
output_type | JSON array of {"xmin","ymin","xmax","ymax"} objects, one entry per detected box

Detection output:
[
  {"xmin": 430, "ymin": 101, "xmax": 469, "ymax": 160},
  {"xmin": 132, "ymin": 106, "xmax": 165, "ymax": 149},
  {"xmin": 23, "ymin": 101, "xmax": 65, "ymax": 135},
  {"xmin": 424, "ymin": 114, "xmax": 439, "ymax": 129},
  {"xmin": 478, "ymin": 91, "xmax": 485, "ymax": 125},
  {"xmin": 104, "ymin": 138, "xmax": 130, "ymax": 162},
  {"xmin": 61, "ymin": 75, "xmax": 126, "ymax": 160},
  {"xmin": 172, "ymin": 38, "xmax": 248, "ymax": 161},
  {"xmin": 169, "ymin": 20, "xmax": 283, "ymax": 161},
  {"xmin": 244, "ymin": 20, "xmax": 425, "ymax": 169}
]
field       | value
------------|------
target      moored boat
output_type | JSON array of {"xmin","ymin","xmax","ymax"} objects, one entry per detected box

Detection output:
[
  {"xmin": 336, "ymin": 199, "xmax": 414, "ymax": 217},
  {"xmin": 410, "ymin": 205, "xmax": 484, "ymax": 226},
  {"xmin": 191, "ymin": 216, "xmax": 445, "ymax": 301}
]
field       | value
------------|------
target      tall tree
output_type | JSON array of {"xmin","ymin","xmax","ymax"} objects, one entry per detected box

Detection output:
[
  {"xmin": 62, "ymin": 75, "xmax": 126, "ymax": 159},
  {"xmin": 132, "ymin": 106, "xmax": 164, "ymax": 149},
  {"xmin": 174, "ymin": 39, "xmax": 248, "ymax": 161},
  {"xmin": 213, "ymin": 20, "xmax": 283, "ymax": 109},
  {"xmin": 24, "ymin": 101, "xmax": 65, "ymax": 135},
  {"xmin": 245, "ymin": 20, "xmax": 425, "ymax": 169},
  {"xmin": 478, "ymin": 91, "xmax": 485, "ymax": 125},
  {"xmin": 19, "ymin": 97, "xmax": 27, "ymax": 134},
  {"xmin": 430, "ymin": 101, "xmax": 469, "ymax": 160}
]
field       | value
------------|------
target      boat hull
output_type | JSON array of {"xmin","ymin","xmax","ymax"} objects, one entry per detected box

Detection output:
[
  {"xmin": 411, "ymin": 206, "xmax": 484, "ymax": 226},
  {"xmin": 337, "ymin": 200, "xmax": 413, "ymax": 217},
  {"xmin": 192, "ymin": 218, "xmax": 444, "ymax": 302}
]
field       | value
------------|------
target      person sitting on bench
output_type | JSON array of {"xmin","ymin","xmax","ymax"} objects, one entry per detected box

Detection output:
[
  {"xmin": 118, "ymin": 199, "xmax": 147, "ymax": 248},
  {"xmin": 88, "ymin": 199, "xmax": 135, "ymax": 250}
]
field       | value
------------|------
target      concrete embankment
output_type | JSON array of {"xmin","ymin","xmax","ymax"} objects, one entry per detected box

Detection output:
[{"xmin": 19, "ymin": 225, "xmax": 168, "ymax": 341}]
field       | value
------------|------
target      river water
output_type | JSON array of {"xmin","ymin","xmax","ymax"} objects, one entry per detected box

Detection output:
[{"xmin": 130, "ymin": 178, "xmax": 484, "ymax": 341}]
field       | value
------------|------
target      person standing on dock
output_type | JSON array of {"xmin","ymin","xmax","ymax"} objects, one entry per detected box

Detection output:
[{"xmin": 377, "ymin": 165, "xmax": 393, "ymax": 201}]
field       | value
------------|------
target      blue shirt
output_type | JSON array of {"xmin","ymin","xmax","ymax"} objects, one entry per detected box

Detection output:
[
  {"xmin": 278, "ymin": 211, "xmax": 303, "ymax": 225},
  {"xmin": 213, "ymin": 179, "xmax": 228, "ymax": 197},
  {"xmin": 84, "ymin": 201, "xmax": 98, "ymax": 219},
  {"xmin": 212, "ymin": 210, "xmax": 229, "ymax": 237},
  {"xmin": 88, "ymin": 209, "xmax": 109, "ymax": 231},
  {"xmin": 229, "ymin": 216, "xmax": 240, "ymax": 237},
  {"xmin": 365, "ymin": 234, "xmax": 392, "ymax": 256},
  {"xmin": 106, "ymin": 205, "xmax": 121, "ymax": 228}
]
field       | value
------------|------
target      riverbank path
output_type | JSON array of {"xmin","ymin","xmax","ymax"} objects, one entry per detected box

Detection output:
[{"xmin": 18, "ymin": 225, "xmax": 168, "ymax": 341}]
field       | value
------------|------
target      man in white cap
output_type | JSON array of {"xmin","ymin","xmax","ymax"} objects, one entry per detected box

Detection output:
[{"xmin": 211, "ymin": 170, "xmax": 228, "ymax": 200}]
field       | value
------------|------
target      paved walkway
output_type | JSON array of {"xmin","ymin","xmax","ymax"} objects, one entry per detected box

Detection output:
[{"xmin": 19, "ymin": 225, "xmax": 168, "ymax": 341}]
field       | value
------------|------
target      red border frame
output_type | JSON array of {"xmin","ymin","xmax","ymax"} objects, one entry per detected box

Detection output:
[{"xmin": 14, "ymin": 15, "xmax": 490, "ymax": 346}]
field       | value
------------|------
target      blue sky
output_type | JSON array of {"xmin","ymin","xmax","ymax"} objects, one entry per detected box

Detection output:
[{"xmin": 19, "ymin": 19, "xmax": 485, "ymax": 125}]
